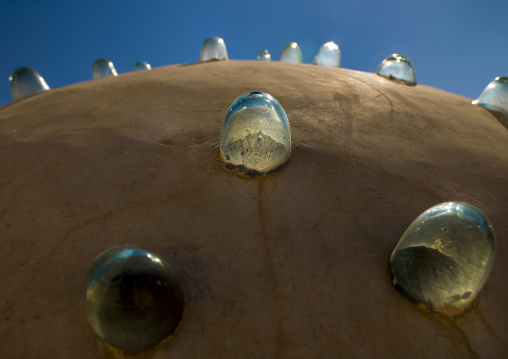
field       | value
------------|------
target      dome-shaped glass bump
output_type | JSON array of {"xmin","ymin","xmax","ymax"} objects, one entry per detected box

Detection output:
[
  {"xmin": 313, "ymin": 41, "xmax": 341, "ymax": 67},
  {"xmin": 84, "ymin": 246, "xmax": 185, "ymax": 354},
  {"xmin": 220, "ymin": 92, "xmax": 291, "ymax": 177},
  {"xmin": 92, "ymin": 58, "xmax": 118, "ymax": 79},
  {"xmin": 200, "ymin": 37, "xmax": 229, "ymax": 62},
  {"xmin": 133, "ymin": 61, "xmax": 152, "ymax": 71},
  {"xmin": 280, "ymin": 42, "xmax": 302, "ymax": 64},
  {"xmin": 472, "ymin": 77, "xmax": 508, "ymax": 116},
  {"xmin": 257, "ymin": 50, "xmax": 271, "ymax": 61},
  {"xmin": 9, "ymin": 67, "xmax": 50, "ymax": 101},
  {"xmin": 376, "ymin": 53, "xmax": 416, "ymax": 86},
  {"xmin": 389, "ymin": 202, "xmax": 496, "ymax": 315}
]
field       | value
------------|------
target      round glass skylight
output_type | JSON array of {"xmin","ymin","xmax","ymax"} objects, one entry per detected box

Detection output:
[
  {"xmin": 389, "ymin": 202, "xmax": 496, "ymax": 315},
  {"xmin": 472, "ymin": 76, "xmax": 508, "ymax": 116},
  {"xmin": 280, "ymin": 42, "xmax": 302, "ymax": 64},
  {"xmin": 257, "ymin": 50, "xmax": 271, "ymax": 61},
  {"xmin": 84, "ymin": 246, "xmax": 185, "ymax": 354},
  {"xmin": 220, "ymin": 92, "xmax": 291, "ymax": 177},
  {"xmin": 92, "ymin": 58, "xmax": 118, "ymax": 79},
  {"xmin": 376, "ymin": 53, "xmax": 415, "ymax": 85},
  {"xmin": 200, "ymin": 37, "xmax": 229, "ymax": 61},
  {"xmin": 133, "ymin": 61, "xmax": 152, "ymax": 71},
  {"xmin": 313, "ymin": 41, "xmax": 341, "ymax": 67},
  {"xmin": 9, "ymin": 67, "xmax": 50, "ymax": 101}
]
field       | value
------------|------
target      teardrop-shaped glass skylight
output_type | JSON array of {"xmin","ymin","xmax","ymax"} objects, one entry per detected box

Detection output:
[
  {"xmin": 376, "ymin": 53, "xmax": 416, "ymax": 85},
  {"xmin": 92, "ymin": 58, "xmax": 118, "ymax": 79},
  {"xmin": 313, "ymin": 41, "xmax": 341, "ymax": 67},
  {"xmin": 200, "ymin": 37, "xmax": 229, "ymax": 62},
  {"xmin": 220, "ymin": 91, "xmax": 291, "ymax": 177},
  {"xmin": 472, "ymin": 77, "xmax": 508, "ymax": 116},
  {"xmin": 257, "ymin": 50, "xmax": 271, "ymax": 61},
  {"xmin": 280, "ymin": 42, "xmax": 302, "ymax": 64},
  {"xmin": 389, "ymin": 202, "xmax": 496, "ymax": 315},
  {"xmin": 84, "ymin": 246, "xmax": 185, "ymax": 354},
  {"xmin": 133, "ymin": 61, "xmax": 152, "ymax": 71},
  {"xmin": 9, "ymin": 67, "xmax": 50, "ymax": 101}
]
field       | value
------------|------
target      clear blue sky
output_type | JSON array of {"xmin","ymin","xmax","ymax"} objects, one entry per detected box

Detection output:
[{"xmin": 1, "ymin": 0, "xmax": 507, "ymax": 106}]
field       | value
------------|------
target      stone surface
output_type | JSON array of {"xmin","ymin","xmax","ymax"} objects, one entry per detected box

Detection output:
[{"xmin": 0, "ymin": 61, "xmax": 507, "ymax": 358}]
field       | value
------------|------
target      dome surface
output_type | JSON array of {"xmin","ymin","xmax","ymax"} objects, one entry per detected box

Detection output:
[{"xmin": 0, "ymin": 61, "xmax": 507, "ymax": 358}]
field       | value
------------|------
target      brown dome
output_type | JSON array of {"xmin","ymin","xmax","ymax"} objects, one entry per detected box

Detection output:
[{"xmin": 1, "ymin": 61, "xmax": 507, "ymax": 358}]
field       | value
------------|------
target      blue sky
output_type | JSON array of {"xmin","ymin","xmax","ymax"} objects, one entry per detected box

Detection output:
[{"xmin": 1, "ymin": 0, "xmax": 507, "ymax": 106}]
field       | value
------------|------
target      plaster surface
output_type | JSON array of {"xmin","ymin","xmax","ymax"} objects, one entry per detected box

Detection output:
[{"xmin": 1, "ymin": 61, "xmax": 507, "ymax": 358}]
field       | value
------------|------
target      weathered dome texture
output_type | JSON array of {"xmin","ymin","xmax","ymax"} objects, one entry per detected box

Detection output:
[{"xmin": 0, "ymin": 61, "xmax": 507, "ymax": 358}]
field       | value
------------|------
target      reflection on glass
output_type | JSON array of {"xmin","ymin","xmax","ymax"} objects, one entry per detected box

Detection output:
[
  {"xmin": 200, "ymin": 37, "xmax": 229, "ymax": 61},
  {"xmin": 9, "ymin": 67, "xmax": 50, "ymax": 101},
  {"xmin": 389, "ymin": 202, "xmax": 496, "ymax": 315},
  {"xmin": 92, "ymin": 58, "xmax": 118, "ymax": 79},
  {"xmin": 257, "ymin": 50, "xmax": 271, "ymax": 61},
  {"xmin": 376, "ymin": 53, "xmax": 416, "ymax": 85},
  {"xmin": 472, "ymin": 77, "xmax": 508, "ymax": 116},
  {"xmin": 84, "ymin": 246, "xmax": 185, "ymax": 354},
  {"xmin": 313, "ymin": 41, "xmax": 341, "ymax": 67},
  {"xmin": 280, "ymin": 42, "xmax": 302, "ymax": 64},
  {"xmin": 133, "ymin": 61, "xmax": 152, "ymax": 71},
  {"xmin": 220, "ymin": 92, "xmax": 291, "ymax": 177}
]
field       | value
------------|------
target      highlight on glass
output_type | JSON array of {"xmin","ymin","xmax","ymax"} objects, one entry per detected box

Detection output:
[
  {"xmin": 313, "ymin": 41, "xmax": 341, "ymax": 67},
  {"xmin": 472, "ymin": 76, "xmax": 508, "ymax": 116},
  {"xmin": 200, "ymin": 37, "xmax": 229, "ymax": 62},
  {"xmin": 9, "ymin": 67, "xmax": 50, "ymax": 101},
  {"xmin": 84, "ymin": 246, "xmax": 185, "ymax": 354},
  {"xmin": 92, "ymin": 58, "xmax": 118, "ymax": 79},
  {"xmin": 280, "ymin": 42, "xmax": 302, "ymax": 64},
  {"xmin": 376, "ymin": 53, "xmax": 415, "ymax": 86},
  {"xmin": 220, "ymin": 91, "xmax": 291, "ymax": 177},
  {"xmin": 388, "ymin": 202, "xmax": 496, "ymax": 315}
]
